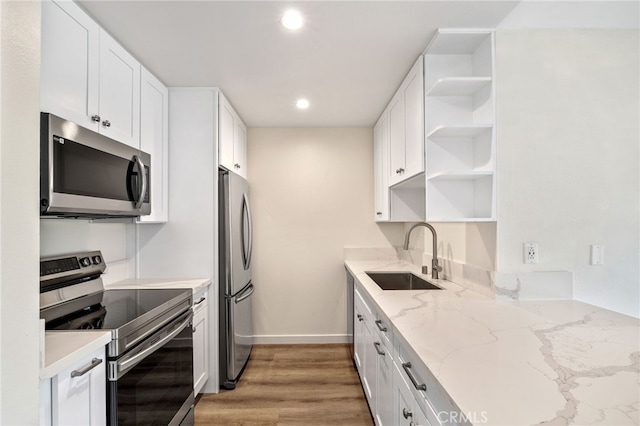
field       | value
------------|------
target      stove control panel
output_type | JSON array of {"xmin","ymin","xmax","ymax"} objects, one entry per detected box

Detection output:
[{"xmin": 40, "ymin": 250, "xmax": 106, "ymax": 281}]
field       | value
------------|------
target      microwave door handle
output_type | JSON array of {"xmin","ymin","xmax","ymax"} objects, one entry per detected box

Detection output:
[{"xmin": 133, "ymin": 155, "xmax": 147, "ymax": 209}]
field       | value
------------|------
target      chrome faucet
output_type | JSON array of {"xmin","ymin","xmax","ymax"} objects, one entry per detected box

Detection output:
[{"xmin": 403, "ymin": 222, "xmax": 443, "ymax": 280}]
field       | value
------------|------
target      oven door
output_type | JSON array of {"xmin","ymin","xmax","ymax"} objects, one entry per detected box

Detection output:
[{"xmin": 108, "ymin": 310, "xmax": 194, "ymax": 426}]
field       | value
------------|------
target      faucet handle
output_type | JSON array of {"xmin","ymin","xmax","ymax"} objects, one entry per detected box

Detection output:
[{"xmin": 432, "ymin": 259, "xmax": 443, "ymax": 272}]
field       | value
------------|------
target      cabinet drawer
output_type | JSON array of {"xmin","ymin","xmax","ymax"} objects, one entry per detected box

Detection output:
[{"xmin": 396, "ymin": 342, "xmax": 460, "ymax": 426}]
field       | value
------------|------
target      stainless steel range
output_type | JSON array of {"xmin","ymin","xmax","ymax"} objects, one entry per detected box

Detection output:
[{"xmin": 40, "ymin": 250, "xmax": 195, "ymax": 426}]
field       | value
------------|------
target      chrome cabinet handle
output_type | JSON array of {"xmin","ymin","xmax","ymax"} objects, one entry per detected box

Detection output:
[
  {"xmin": 71, "ymin": 358, "xmax": 103, "ymax": 378},
  {"xmin": 234, "ymin": 163, "xmax": 241, "ymax": 169},
  {"xmin": 399, "ymin": 168, "xmax": 405, "ymax": 174},
  {"xmin": 376, "ymin": 212, "xmax": 382, "ymax": 216},
  {"xmin": 102, "ymin": 119, "xmax": 111, "ymax": 127},
  {"xmin": 91, "ymin": 115, "xmax": 101, "ymax": 122},
  {"xmin": 357, "ymin": 314, "xmax": 364, "ymax": 322},
  {"xmin": 403, "ymin": 408, "xmax": 412, "ymax": 419},
  {"xmin": 375, "ymin": 319, "xmax": 387, "ymax": 332},
  {"xmin": 194, "ymin": 296, "xmax": 206, "ymax": 306},
  {"xmin": 402, "ymin": 362, "xmax": 427, "ymax": 391},
  {"xmin": 395, "ymin": 168, "xmax": 401, "ymax": 174},
  {"xmin": 373, "ymin": 341, "xmax": 385, "ymax": 356}
]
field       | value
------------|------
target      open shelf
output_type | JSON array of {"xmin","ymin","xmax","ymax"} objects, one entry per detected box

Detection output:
[
  {"xmin": 427, "ymin": 124, "xmax": 492, "ymax": 139},
  {"xmin": 426, "ymin": 77, "xmax": 491, "ymax": 97},
  {"xmin": 426, "ymin": 175, "xmax": 494, "ymax": 221},
  {"xmin": 427, "ymin": 171, "xmax": 493, "ymax": 181},
  {"xmin": 424, "ymin": 29, "xmax": 493, "ymax": 55},
  {"xmin": 423, "ymin": 29, "xmax": 496, "ymax": 222}
]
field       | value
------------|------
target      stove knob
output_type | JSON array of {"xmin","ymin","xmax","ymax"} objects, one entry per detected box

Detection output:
[
  {"xmin": 80, "ymin": 257, "xmax": 91, "ymax": 267},
  {"xmin": 92, "ymin": 255, "xmax": 102, "ymax": 265}
]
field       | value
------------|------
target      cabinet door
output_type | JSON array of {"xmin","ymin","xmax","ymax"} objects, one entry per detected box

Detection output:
[
  {"xmin": 41, "ymin": 0, "xmax": 100, "ymax": 132},
  {"xmin": 39, "ymin": 379, "xmax": 52, "ymax": 426},
  {"xmin": 138, "ymin": 67, "xmax": 169, "ymax": 223},
  {"xmin": 362, "ymin": 319, "xmax": 377, "ymax": 410},
  {"xmin": 234, "ymin": 119, "xmax": 247, "ymax": 178},
  {"xmin": 52, "ymin": 347, "xmax": 106, "ymax": 426},
  {"xmin": 219, "ymin": 95, "xmax": 236, "ymax": 172},
  {"xmin": 373, "ymin": 113, "xmax": 390, "ymax": 221},
  {"xmin": 403, "ymin": 59, "xmax": 425, "ymax": 178},
  {"xmin": 98, "ymin": 29, "xmax": 141, "ymax": 148},
  {"xmin": 375, "ymin": 338, "xmax": 394, "ymax": 426},
  {"xmin": 193, "ymin": 298, "xmax": 209, "ymax": 395},
  {"xmin": 388, "ymin": 92, "xmax": 405, "ymax": 186},
  {"xmin": 353, "ymin": 299, "xmax": 366, "ymax": 372}
]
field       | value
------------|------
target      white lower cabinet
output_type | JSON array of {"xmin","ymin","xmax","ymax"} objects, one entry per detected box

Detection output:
[
  {"xmin": 354, "ymin": 285, "xmax": 395, "ymax": 426},
  {"xmin": 42, "ymin": 347, "xmax": 107, "ymax": 426},
  {"xmin": 353, "ymin": 281, "xmax": 458, "ymax": 426},
  {"xmin": 192, "ymin": 285, "xmax": 210, "ymax": 395}
]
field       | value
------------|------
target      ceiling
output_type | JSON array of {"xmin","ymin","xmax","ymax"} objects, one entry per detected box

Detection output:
[{"xmin": 78, "ymin": 1, "xmax": 523, "ymax": 127}]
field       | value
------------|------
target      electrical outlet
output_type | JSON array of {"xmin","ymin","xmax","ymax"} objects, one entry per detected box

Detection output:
[{"xmin": 524, "ymin": 242, "xmax": 538, "ymax": 264}]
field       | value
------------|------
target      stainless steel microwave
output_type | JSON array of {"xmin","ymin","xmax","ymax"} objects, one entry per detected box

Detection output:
[{"xmin": 40, "ymin": 113, "xmax": 151, "ymax": 218}]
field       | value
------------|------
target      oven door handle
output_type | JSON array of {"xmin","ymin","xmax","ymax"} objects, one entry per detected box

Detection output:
[{"xmin": 111, "ymin": 310, "xmax": 192, "ymax": 381}]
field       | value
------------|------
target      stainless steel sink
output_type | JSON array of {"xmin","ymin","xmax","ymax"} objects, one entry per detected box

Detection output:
[{"xmin": 365, "ymin": 272, "xmax": 442, "ymax": 291}]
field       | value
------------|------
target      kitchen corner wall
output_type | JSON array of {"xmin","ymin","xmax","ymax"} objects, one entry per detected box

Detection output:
[
  {"xmin": 495, "ymin": 29, "xmax": 639, "ymax": 318},
  {"xmin": 0, "ymin": 1, "xmax": 41, "ymax": 423},
  {"xmin": 248, "ymin": 128, "xmax": 404, "ymax": 343}
]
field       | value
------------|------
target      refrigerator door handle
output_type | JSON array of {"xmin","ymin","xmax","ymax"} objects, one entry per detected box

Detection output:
[
  {"xmin": 241, "ymin": 193, "xmax": 253, "ymax": 270},
  {"xmin": 234, "ymin": 282, "xmax": 254, "ymax": 304}
]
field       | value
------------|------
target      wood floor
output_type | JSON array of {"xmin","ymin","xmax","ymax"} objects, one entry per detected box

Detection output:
[{"xmin": 195, "ymin": 344, "xmax": 374, "ymax": 426}]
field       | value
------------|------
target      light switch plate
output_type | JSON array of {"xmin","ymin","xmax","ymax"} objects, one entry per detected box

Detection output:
[{"xmin": 591, "ymin": 245, "xmax": 604, "ymax": 265}]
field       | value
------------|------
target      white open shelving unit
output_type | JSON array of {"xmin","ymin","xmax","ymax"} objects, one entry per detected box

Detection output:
[{"xmin": 423, "ymin": 29, "xmax": 496, "ymax": 222}]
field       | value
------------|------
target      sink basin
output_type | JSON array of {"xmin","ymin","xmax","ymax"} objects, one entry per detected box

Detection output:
[{"xmin": 365, "ymin": 272, "xmax": 442, "ymax": 291}]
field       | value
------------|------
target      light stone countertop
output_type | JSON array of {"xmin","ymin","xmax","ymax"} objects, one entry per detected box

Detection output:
[
  {"xmin": 41, "ymin": 330, "xmax": 111, "ymax": 380},
  {"xmin": 345, "ymin": 259, "xmax": 640, "ymax": 426},
  {"xmin": 106, "ymin": 277, "xmax": 212, "ymax": 294}
]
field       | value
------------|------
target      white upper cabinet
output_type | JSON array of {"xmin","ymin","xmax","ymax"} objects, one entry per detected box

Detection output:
[
  {"xmin": 41, "ymin": 0, "xmax": 100, "ymax": 132},
  {"xmin": 41, "ymin": 0, "xmax": 141, "ymax": 149},
  {"xmin": 388, "ymin": 57, "xmax": 425, "ymax": 187},
  {"xmin": 373, "ymin": 111, "xmax": 390, "ymax": 222},
  {"xmin": 98, "ymin": 29, "xmax": 141, "ymax": 147},
  {"xmin": 424, "ymin": 29, "xmax": 496, "ymax": 221},
  {"xmin": 218, "ymin": 93, "xmax": 248, "ymax": 179},
  {"xmin": 137, "ymin": 67, "xmax": 169, "ymax": 223}
]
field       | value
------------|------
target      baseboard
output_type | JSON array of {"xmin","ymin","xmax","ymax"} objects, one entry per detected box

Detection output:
[{"xmin": 253, "ymin": 334, "xmax": 350, "ymax": 344}]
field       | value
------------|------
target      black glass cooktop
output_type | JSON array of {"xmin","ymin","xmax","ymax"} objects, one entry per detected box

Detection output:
[{"xmin": 42, "ymin": 288, "xmax": 191, "ymax": 331}]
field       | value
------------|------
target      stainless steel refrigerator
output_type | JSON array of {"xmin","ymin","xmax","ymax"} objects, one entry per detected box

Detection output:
[{"xmin": 218, "ymin": 168, "xmax": 254, "ymax": 390}]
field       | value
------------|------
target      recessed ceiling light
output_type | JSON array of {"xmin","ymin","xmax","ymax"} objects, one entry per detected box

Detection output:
[
  {"xmin": 281, "ymin": 10, "xmax": 303, "ymax": 30},
  {"xmin": 296, "ymin": 99, "xmax": 310, "ymax": 110}
]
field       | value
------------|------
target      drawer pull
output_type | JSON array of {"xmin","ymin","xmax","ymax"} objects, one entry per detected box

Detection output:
[
  {"xmin": 357, "ymin": 314, "xmax": 364, "ymax": 322},
  {"xmin": 402, "ymin": 362, "xmax": 427, "ymax": 391},
  {"xmin": 194, "ymin": 296, "xmax": 206, "ymax": 306},
  {"xmin": 71, "ymin": 358, "xmax": 103, "ymax": 378},
  {"xmin": 373, "ymin": 341, "xmax": 385, "ymax": 356},
  {"xmin": 375, "ymin": 319, "xmax": 387, "ymax": 332}
]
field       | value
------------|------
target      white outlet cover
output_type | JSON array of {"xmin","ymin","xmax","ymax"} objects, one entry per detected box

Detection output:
[{"xmin": 524, "ymin": 242, "xmax": 538, "ymax": 264}]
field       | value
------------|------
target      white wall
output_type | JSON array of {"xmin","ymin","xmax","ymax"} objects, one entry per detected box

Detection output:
[
  {"xmin": 248, "ymin": 128, "xmax": 404, "ymax": 342},
  {"xmin": 0, "ymin": 1, "xmax": 41, "ymax": 423},
  {"xmin": 495, "ymin": 29, "xmax": 639, "ymax": 317},
  {"xmin": 136, "ymin": 88, "xmax": 219, "ymax": 393},
  {"xmin": 40, "ymin": 219, "xmax": 134, "ymax": 285}
]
